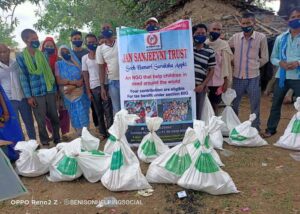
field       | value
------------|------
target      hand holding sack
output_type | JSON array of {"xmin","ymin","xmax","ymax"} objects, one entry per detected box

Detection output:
[
  {"xmin": 220, "ymin": 89, "xmax": 241, "ymax": 136},
  {"xmin": 146, "ymin": 128, "xmax": 195, "ymax": 184},
  {"xmin": 201, "ymin": 95, "xmax": 224, "ymax": 149},
  {"xmin": 137, "ymin": 117, "xmax": 169, "ymax": 163},
  {"xmin": 101, "ymin": 110, "xmax": 151, "ymax": 191},
  {"xmin": 275, "ymin": 97, "xmax": 300, "ymax": 150},
  {"xmin": 228, "ymin": 114, "xmax": 268, "ymax": 147},
  {"xmin": 15, "ymin": 140, "xmax": 58, "ymax": 177}
]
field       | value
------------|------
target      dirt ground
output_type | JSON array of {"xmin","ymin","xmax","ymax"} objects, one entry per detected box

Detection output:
[{"xmin": 1, "ymin": 94, "xmax": 300, "ymax": 214}]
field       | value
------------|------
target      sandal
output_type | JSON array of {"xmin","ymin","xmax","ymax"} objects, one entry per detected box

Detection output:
[{"xmin": 261, "ymin": 131, "xmax": 275, "ymax": 138}]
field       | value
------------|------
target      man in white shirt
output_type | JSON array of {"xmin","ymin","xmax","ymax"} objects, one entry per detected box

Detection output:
[
  {"xmin": 96, "ymin": 24, "xmax": 120, "ymax": 115},
  {"xmin": 0, "ymin": 44, "xmax": 36, "ymax": 140},
  {"xmin": 82, "ymin": 34, "xmax": 113, "ymax": 139}
]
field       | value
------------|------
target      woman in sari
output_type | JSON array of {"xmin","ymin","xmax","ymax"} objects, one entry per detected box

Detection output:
[
  {"xmin": 42, "ymin": 37, "xmax": 70, "ymax": 136},
  {"xmin": 55, "ymin": 45, "xmax": 90, "ymax": 136},
  {"xmin": 0, "ymin": 84, "xmax": 23, "ymax": 161}
]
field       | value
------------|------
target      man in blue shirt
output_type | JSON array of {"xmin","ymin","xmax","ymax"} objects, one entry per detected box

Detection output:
[
  {"xmin": 16, "ymin": 29, "xmax": 60, "ymax": 145},
  {"xmin": 263, "ymin": 7, "xmax": 300, "ymax": 138}
]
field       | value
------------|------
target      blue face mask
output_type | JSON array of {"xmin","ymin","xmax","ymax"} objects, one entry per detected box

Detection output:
[
  {"xmin": 146, "ymin": 24, "xmax": 159, "ymax": 32},
  {"xmin": 102, "ymin": 29, "xmax": 113, "ymax": 39},
  {"xmin": 72, "ymin": 40, "xmax": 83, "ymax": 47},
  {"xmin": 62, "ymin": 52, "xmax": 71, "ymax": 61},
  {"xmin": 241, "ymin": 26, "xmax": 253, "ymax": 33},
  {"xmin": 30, "ymin": 40, "xmax": 40, "ymax": 49},
  {"xmin": 193, "ymin": 35, "xmax": 206, "ymax": 44},
  {"xmin": 209, "ymin": 32, "xmax": 221, "ymax": 41},
  {"xmin": 288, "ymin": 18, "xmax": 300, "ymax": 29},
  {"xmin": 44, "ymin": 47, "xmax": 55, "ymax": 55},
  {"xmin": 87, "ymin": 44, "xmax": 97, "ymax": 51}
]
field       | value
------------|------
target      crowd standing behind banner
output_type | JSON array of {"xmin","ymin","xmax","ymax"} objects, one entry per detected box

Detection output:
[{"xmin": 0, "ymin": 7, "xmax": 300, "ymax": 161}]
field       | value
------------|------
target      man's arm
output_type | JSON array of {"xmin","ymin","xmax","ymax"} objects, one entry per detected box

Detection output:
[
  {"xmin": 270, "ymin": 36, "xmax": 281, "ymax": 67},
  {"xmin": 195, "ymin": 50, "xmax": 216, "ymax": 93},
  {"xmin": 259, "ymin": 35, "xmax": 269, "ymax": 67},
  {"xmin": 202, "ymin": 67, "xmax": 214, "ymax": 87},
  {"xmin": 204, "ymin": 50, "xmax": 216, "ymax": 86},
  {"xmin": 270, "ymin": 35, "xmax": 291, "ymax": 70},
  {"xmin": 96, "ymin": 46, "xmax": 108, "ymax": 100},
  {"xmin": 99, "ymin": 64, "xmax": 107, "ymax": 100},
  {"xmin": 81, "ymin": 56, "xmax": 92, "ymax": 100}
]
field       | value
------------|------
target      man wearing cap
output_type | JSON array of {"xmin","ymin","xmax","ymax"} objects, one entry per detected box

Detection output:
[
  {"xmin": 145, "ymin": 17, "xmax": 160, "ymax": 32},
  {"xmin": 96, "ymin": 24, "xmax": 121, "ymax": 115}
]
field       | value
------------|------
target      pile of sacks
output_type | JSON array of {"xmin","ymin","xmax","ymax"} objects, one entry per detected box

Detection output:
[
  {"xmin": 15, "ymin": 127, "xmax": 111, "ymax": 183},
  {"xmin": 14, "ymin": 108, "xmax": 243, "ymax": 195},
  {"xmin": 146, "ymin": 117, "xmax": 239, "ymax": 195}
]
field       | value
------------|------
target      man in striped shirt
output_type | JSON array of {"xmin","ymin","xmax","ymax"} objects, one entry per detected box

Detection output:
[
  {"xmin": 192, "ymin": 24, "xmax": 216, "ymax": 119},
  {"xmin": 228, "ymin": 12, "xmax": 269, "ymax": 131}
]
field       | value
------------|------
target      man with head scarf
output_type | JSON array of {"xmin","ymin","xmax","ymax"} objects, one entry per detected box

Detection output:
[{"xmin": 16, "ymin": 29, "xmax": 60, "ymax": 146}]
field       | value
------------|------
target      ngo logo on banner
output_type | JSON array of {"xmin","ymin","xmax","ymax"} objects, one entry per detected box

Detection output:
[{"xmin": 145, "ymin": 32, "xmax": 161, "ymax": 51}]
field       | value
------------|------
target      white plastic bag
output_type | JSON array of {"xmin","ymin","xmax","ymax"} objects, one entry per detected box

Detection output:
[
  {"xmin": 47, "ymin": 138, "xmax": 83, "ymax": 182},
  {"xmin": 81, "ymin": 127, "xmax": 100, "ymax": 151},
  {"xmin": 137, "ymin": 117, "xmax": 169, "ymax": 163},
  {"xmin": 187, "ymin": 117, "xmax": 224, "ymax": 167},
  {"xmin": 76, "ymin": 150, "xmax": 111, "ymax": 183},
  {"xmin": 146, "ymin": 128, "xmax": 195, "ymax": 184},
  {"xmin": 221, "ymin": 89, "xmax": 241, "ymax": 136},
  {"xmin": 201, "ymin": 94, "xmax": 215, "ymax": 124},
  {"xmin": 104, "ymin": 109, "xmax": 138, "ymax": 154},
  {"xmin": 37, "ymin": 148, "xmax": 58, "ymax": 165},
  {"xmin": 15, "ymin": 140, "xmax": 57, "ymax": 177},
  {"xmin": 274, "ymin": 97, "xmax": 300, "ymax": 150},
  {"xmin": 228, "ymin": 114, "xmax": 268, "ymax": 147},
  {"xmin": 177, "ymin": 141, "xmax": 239, "ymax": 195},
  {"xmin": 101, "ymin": 109, "xmax": 151, "ymax": 191},
  {"xmin": 201, "ymin": 95, "xmax": 224, "ymax": 149}
]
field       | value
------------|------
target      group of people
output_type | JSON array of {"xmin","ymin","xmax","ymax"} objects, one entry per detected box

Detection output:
[
  {"xmin": 162, "ymin": 100, "xmax": 190, "ymax": 122},
  {"xmin": 193, "ymin": 8, "xmax": 300, "ymax": 139},
  {"xmin": 0, "ymin": 7, "xmax": 300, "ymax": 160}
]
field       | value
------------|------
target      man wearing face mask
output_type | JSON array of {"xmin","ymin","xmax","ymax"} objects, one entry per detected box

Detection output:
[
  {"xmin": 82, "ymin": 33, "xmax": 113, "ymax": 139},
  {"xmin": 71, "ymin": 30, "xmax": 99, "ymax": 129},
  {"xmin": 228, "ymin": 12, "xmax": 269, "ymax": 131},
  {"xmin": 205, "ymin": 22, "xmax": 233, "ymax": 114},
  {"xmin": 70, "ymin": 30, "xmax": 89, "ymax": 63},
  {"xmin": 96, "ymin": 24, "xmax": 121, "ymax": 115},
  {"xmin": 16, "ymin": 29, "xmax": 60, "ymax": 146},
  {"xmin": 192, "ymin": 24, "xmax": 216, "ymax": 119},
  {"xmin": 263, "ymin": 7, "xmax": 300, "ymax": 138},
  {"xmin": 145, "ymin": 17, "xmax": 160, "ymax": 32},
  {"xmin": 0, "ymin": 43, "xmax": 36, "ymax": 140}
]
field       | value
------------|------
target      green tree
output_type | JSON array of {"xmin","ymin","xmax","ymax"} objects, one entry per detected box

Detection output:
[
  {"xmin": 0, "ymin": 0, "xmax": 40, "ymax": 47},
  {"xmin": 0, "ymin": 19, "xmax": 18, "ymax": 47}
]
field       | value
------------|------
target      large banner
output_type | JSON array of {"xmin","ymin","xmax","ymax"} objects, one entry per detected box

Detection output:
[{"xmin": 118, "ymin": 19, "xmax": 196, "ymax": 146}]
